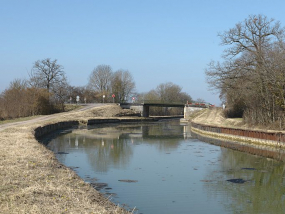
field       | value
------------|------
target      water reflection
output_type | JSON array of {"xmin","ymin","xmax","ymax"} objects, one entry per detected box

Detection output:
[
  {"xmin": 48, "ymin": 121, "xmax": 187, "ymax": 173},
  {"xmin": 46, "ymin": 121, "xmax": 285, "ymax": 214},
  {"xmin": 203, "ymin": 148, "xmax": 285, "ymax": 214},
  {"xmin": 193, "ymin": 132, "xmax": 285, "ymax": 214}
]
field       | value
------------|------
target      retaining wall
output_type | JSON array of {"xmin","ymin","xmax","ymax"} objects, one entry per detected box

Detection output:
[
  {"xmin": 191, "ymin": 131, "xmax": 285, "ymax": 162},
  {"xmin": 87, "ymin": 118, "xmax": 155, "ymax": 125},
  {"xmin": 34, "ymin": 118, "xmax": 156, "ymax": 139},
  {"xmin": 191, "ymin": 122, "xmax": 285, "ymax": 147},
  {"xmin": 34, "ymin": 121, "xmax": 79, "ymax": 139}
]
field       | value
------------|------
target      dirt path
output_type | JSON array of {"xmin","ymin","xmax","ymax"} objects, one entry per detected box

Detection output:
[{"xmin": 0, "ymin": 103, "xmax": 106, "ymax": 132}]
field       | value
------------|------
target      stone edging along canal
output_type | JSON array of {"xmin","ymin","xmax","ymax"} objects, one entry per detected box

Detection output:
[
  {"xmin": 191, "ymin": 122, "xmax": 285, "ymax": 147},
  {"xmin": 34, "ymin": 118, "xmax": 156, "ymax": 139},
  {"xmin": 191, "ymin": 122, "xmax": 285, "ymax": 160}
]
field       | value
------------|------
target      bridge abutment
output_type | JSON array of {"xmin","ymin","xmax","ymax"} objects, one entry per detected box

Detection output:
[
  {"xmin": 143, "ymin": 106, "xmax": 150, "ymax": 117},
  {"xmin": 184, "ymin": 106, "xmax": 204, "ymax": 119}
]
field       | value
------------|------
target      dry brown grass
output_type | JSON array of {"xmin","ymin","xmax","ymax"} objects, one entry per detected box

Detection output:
[
  {"xmin": 0, "ymin": 115, "xmax": 41, "ymax": 125},
  {"xmin": 192, "ymin": 107, "xmax": 245, "ymax": 128},
  {"xmin": 191, "ymin": 107, "xmax": 285, "ymax": 133},
  {"xmin": 0, "ymin": 104, "xmax": 133, "ymax": 214}
]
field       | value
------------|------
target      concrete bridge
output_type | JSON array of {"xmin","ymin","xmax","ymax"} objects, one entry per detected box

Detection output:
[{"xmin": 119, "ymin": 101, "xmax": 209, "ymax": 118}]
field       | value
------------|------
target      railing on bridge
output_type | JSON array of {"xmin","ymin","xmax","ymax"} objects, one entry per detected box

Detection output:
[
  {"xmin": 120, "ymin": 100, "xmax": 215, "ymax": 108},
  {"xmin": 141, "ymin": 100, "xmax": 186, "ymax": 105}
]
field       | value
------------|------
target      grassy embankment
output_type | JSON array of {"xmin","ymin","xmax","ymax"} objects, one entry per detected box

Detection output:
[
  {"xmin": 191, "ymin": 107, "xmax": 244, "ymax": 128},
  {"xmin": 191, "ymin": 107, "xmax": 285, "ymax": 131},
  {"xmin": 190, "ymin": 107, "xmax": 285, "ymax": 146},
  {"xmin": 0, "ymin": 104, "xmax": 82, "ymax": 126},
  {"xmin": 0, "ymin": 104, "xmax": 139, "ymax": 214}
]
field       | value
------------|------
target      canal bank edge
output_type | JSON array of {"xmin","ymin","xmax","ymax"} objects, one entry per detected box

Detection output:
[
  {"xmin": 190, "ymin": 108, "xmax": 285, "ymax": 149},
  {"xmin": 32, "ymin": 118, "xmax": 156, "ymax": 212},
  {"xmin": 0, "ymin": 104, "xmax": 155, "ymax": 213},
  {"xmin": 34, "ymin": 118, "xmax": 156, "ymax": 139},
  {"xmin": 191, "ymin": 123, "xmax": 285, "ymax": 148}
]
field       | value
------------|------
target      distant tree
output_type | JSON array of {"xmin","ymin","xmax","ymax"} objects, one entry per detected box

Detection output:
[
  {"xmin": 141, "ymin": 82, "xmax": 192, "ymax": 115},
  {"xmin": 195, "ymin": 98, "xmax": 205, "ymax": 103},
  {"xmin": 29, "ymin": 58, "xmax": 69, "ymax": 111},
  {"xmin": 29, "ymin": 58, "xmax": 66, "ymax": 93},
  {"xmin": 0, "ymin": 78, "xmax": 51, "ymax": 119},
  {"xmin": 112, "ymin": 70, "xmax": 135, "ymax": 102},
  {"xmin": 155, "ymin": 82, "xmax": 192, "ymax": 103},
  {"xmin": 141, "ymin": 90, "xmax": 159, "ymax": 102},
  {"xmin": 1, "ymin": 79, "xmax": 28, "ymax": 118},
  {"xmin": 88, "ymin": 64, "xmax": 113, "ymax": 95},
  {"xmin": 9, "ymin": 78, "xmax": 28, "ymax": 90},
  {"xmin": 51, "ymin": 77, "xmax": 69, "ymax": 111},
  {"xmin": 68, "ymin": 86, "xmax": 99, "ymax": 103},
  {"xmin": 26, "ymin": 87, "xmax": 50, "ymax": 115}
]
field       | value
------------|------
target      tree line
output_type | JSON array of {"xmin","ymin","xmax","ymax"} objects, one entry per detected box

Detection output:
[
  {"xmin": 137, "ymin": 82, "xmax": 193, "ymax": 115},
  {"xmin": 87, "ymin": 65, "xmax": 135, "ymax": 103},
  {"xmin": 206, "ymin": 14, "xmax": 285, "ymax": 128},
  {"xmin": 0, "ymin": 60, "xmax": 194, "ymax": 120}
]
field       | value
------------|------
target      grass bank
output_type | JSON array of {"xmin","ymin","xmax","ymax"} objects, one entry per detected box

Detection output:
[
  {"xmin": 0, "ymin": 104, "xmax": 144, "ymax": 214},
  {"xmin": 192, "ymin": 107, "xmax": 285, "ymax": 132},
  {"xmin": 190, "ymin": 107, "xmax": 285, "ymax": 146}
]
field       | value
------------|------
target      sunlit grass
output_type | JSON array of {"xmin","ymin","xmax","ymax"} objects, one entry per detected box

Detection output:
[
  {"xmin": 0, "ymin": 104, "xmax": 82, "ymax": 125},
  {"xmin": 64, "ymin": 104, "xmax": 82, "ymax": 112},
  {"xmin": 0, "ymin": 104, "xmax": 134, "ymax": 213},
  {"xmin": 0, "ymin": 115, "xmax": 42, "ymax": 125}
]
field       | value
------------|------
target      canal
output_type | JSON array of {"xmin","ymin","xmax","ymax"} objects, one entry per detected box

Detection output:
[{"xmin": 45, "ymin": 120, "xmax": 285, "ymax": 214}]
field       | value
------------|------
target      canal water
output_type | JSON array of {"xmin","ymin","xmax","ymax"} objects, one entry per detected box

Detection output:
[{"xmin": 46, "ymin": 120, "xmax": 285, "ymax": 214}]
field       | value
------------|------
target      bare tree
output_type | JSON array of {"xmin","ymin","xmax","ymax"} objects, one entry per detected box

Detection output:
[
  {"xmin": 112, "ymin": 70, "xmax": 135, "ymax": 102},
  {"xmin": 88, "ymin": 65, "xmax": 113, "ymax": 94},
  {"xmin": 29, "ymin": 58, "xmax": 68, "ymax": 112},
  {"xmin": 50, "ymin": 76, "xmax": 69, "ymax": 111},
  {"xmin": 141, "ymin": 82, "xmax": 193, "ymax": 115},
  {"xmin": 206, "ymin": 14, "xmax": 285, "ymax": 126},
  {"xmin": 67, "ymin": 86, "xmax": 99, "ymax": 103},
  {"xmin": 155, "ymin": 82, "xmax": 192, "ymax": 103},
  {"xmin": 29, "ymin": 58, "xmax": 66, "ymax": 93}
]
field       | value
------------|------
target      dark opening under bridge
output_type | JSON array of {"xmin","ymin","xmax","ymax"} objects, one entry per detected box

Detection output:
[{"xmin": 119, "ymin": 101, "xmax": 209, "ymax": 118}]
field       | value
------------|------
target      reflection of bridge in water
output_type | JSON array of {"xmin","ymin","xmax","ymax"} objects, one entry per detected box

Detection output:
[
  {"xmin": 120, "ymin": 101, "xmax": 207, "ymax": 117},
  {"xmin": 73, "ymin": 123, "xmax": 192, "ymax": 140}
]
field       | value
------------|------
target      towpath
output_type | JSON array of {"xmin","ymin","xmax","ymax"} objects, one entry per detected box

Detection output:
[{"xmin": 0, "ymin": 103, "xmax": 105, "ymax": 132}]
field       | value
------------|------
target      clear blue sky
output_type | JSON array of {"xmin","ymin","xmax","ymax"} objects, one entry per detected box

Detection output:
[{"xmin": 1, "ymin": 0, "xmax": 285, "ymax": 105}]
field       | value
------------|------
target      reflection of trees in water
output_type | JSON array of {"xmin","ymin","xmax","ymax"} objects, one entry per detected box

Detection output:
[
  {"xmin": 55, "ymin": 134, "xmax": 134, "ymax": 173},
  {"xmin": 141, "ymin": 121, "xmax": 185, "ymax": 151},
  {"xmin": 202, "ymin": 141, "xmax": 285, "ymax": 214},
  {"xmin": 84, "ymin": 137, "xmax": 133, "ymax": 173},
  {"xmin": 48, "ymin": 120, "xmax": 188, "ymax": 173},
  {"xmin": 47, "ymin": 134, "xmax": 75, "ymax": 163}
]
